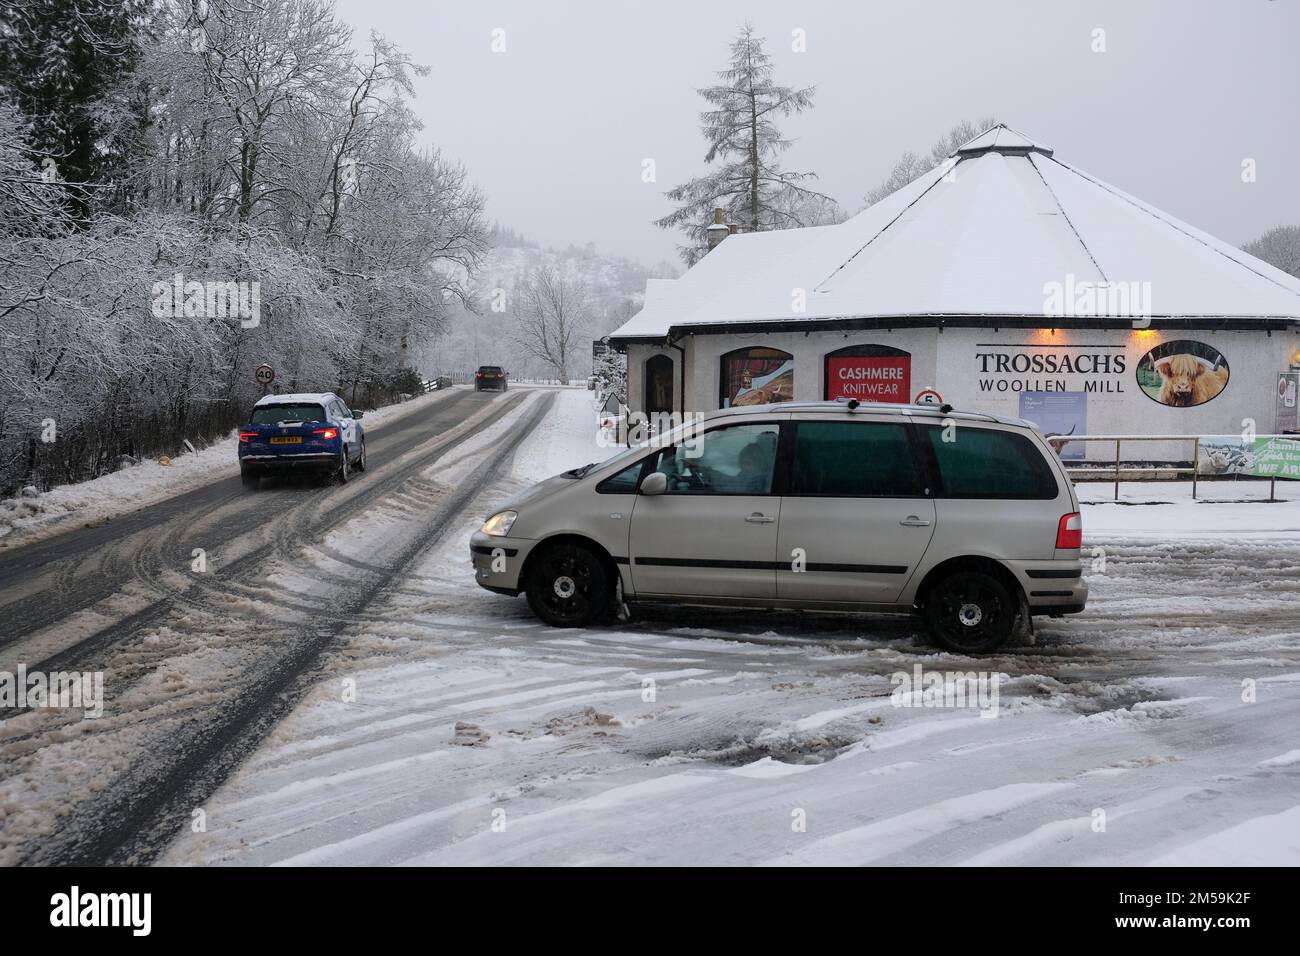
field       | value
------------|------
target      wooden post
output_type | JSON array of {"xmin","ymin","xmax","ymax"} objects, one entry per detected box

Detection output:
[{"xmin": 1114, "ymin": 439, "xmax": 1122, "ymax": 501}]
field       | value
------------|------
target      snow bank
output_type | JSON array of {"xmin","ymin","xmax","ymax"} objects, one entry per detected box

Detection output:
[
  {"xmin": 1078, "ymin": 480, "xmax": 1300, "ymax": 537},
  {"xmin": 508, "ymin": 386, "xmax": 611, "ymax": 483}
]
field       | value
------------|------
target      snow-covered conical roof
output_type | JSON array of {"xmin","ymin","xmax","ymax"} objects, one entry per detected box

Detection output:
[
  {"xmin": 953, "ymin": 123, "xmax": 1053, "ymax": 157},
  {"xmin": 613, "ymin": 126, "xmax": 1300, "ymax": 340}
]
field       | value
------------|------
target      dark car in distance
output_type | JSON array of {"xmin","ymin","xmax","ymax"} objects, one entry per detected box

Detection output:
[{"xmin": 474, "ymin": 366, "xmax": 508, "ymax": 391}]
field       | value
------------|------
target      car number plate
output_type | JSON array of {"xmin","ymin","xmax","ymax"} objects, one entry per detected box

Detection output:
[{"xmin": 269, "ymin": 436, "xmax": 303, "ymax": 444}]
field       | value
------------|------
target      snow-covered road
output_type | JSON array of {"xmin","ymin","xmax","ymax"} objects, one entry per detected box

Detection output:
[
  {"xmin": 126, "ymin": 388, "xmax": 1298, "ymax": 868},
  {"xmin": 0, "ymin": 386, "xmax": 555, "ymax": 864}
]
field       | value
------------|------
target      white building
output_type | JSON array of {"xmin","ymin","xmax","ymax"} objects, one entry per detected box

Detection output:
[{"xmin": 610, "ymin": 126, "xmax": 1300, "ymax": 462}]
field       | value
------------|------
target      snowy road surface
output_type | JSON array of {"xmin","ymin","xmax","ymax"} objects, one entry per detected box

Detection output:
[{"xmin": 3, "ymin": 387, "xmax": 1299, "ymax": 866}]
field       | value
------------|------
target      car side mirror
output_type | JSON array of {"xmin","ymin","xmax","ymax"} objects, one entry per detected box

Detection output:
[
  {"xmin": 354, "ymin": 411, "xmax": 364, "ymax": 419},
  {"xmin": 639, "ymin": 472, "xmax": 667, "ymax": 496}
]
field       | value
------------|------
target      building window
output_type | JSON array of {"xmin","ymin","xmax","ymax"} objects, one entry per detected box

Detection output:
[
  {"xmin": 823, "ymin": 344, "xmax": 911, "ymax": 403},
  {"xmin": 719, "ymin": 347, "xmax": 794, "ymax": 408},
  {"xmin": 645, "ymin": 354, "xmax": 674, "ymax": 414}
]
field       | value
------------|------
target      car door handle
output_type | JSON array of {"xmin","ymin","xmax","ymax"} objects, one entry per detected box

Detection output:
[
  {"xmin": 745, "ymin": 513, "xmax": 776, "ymax": 524},
  {"xmin": 899, "ymin": 515, "xmax": 931, "ymax": 527}
]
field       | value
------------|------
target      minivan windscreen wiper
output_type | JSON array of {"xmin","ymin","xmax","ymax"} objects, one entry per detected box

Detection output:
[{"xmin": 561, "ymin": 462, "xmax": 596, "ymax": 478}]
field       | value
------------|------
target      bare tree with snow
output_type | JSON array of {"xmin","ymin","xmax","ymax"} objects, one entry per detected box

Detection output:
[
  {"xmin": 862, "ymin": 116, "xmax": 998, "ymax": 207},
  {"xmin": 1243, "ymin": 225, "xmax": 1300, "ymax": 278},
  {"xmin": 0, "ymin": 0, "xmax": 489, "ymax": 493},
  {"xmin": 513, "ymin": 265, "xmax": 590, "ymax": 383}
]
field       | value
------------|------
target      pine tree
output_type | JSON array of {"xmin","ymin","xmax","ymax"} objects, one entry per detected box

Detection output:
[
  {"xmin": 590, "ymin": 346, "xmax": 626, "ymax": 406},
  {"xmin": 655, "ymin": 23, "xmax": 836, "ymax": 265}
]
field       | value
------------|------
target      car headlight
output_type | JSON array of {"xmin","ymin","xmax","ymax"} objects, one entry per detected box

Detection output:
[{"xmin": 481, "ymin": 510, "xmax": 517, "ymax": 536}]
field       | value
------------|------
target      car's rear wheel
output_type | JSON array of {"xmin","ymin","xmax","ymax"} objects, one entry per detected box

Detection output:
[
  {"xmin": 525, "ymin": 543, "xmax": 608, "ymax": 627},
  {"xmin": 923, "ymin": 570, "xmax": 1015, "ymax": 654},
  {"xmin": 336, "ymin": 447, "xmax": 351, "ymax": 484},
  {"xmin": 240, "ymin": 467, "xmax": 259, "ymax": 490}
]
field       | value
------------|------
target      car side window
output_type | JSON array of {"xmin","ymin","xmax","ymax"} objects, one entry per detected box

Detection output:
[
  {"xmin": 648, "ymin": 423, "xmax": 780, "ymax": 495},
  {"xmin": 596, "ymin": 459, "xmax": 648, "ymax": 494},
  {"xmin": 791, "ymin": 421, "xmax": 922, "ymax": 497},
  {"xmin": 920, "ymin": 425, "xmax": 1058, "ymax": 499}
]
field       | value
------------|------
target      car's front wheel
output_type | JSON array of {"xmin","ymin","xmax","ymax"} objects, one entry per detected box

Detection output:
[
  {"xmin": 336, "ymin": 447, "xmax": 351, "ymax": 484},
  {"xmin": 355, "ymin": 438, "xmax": 367, "ymax": 472},
  {"xmin": 923, "ymin": 570, "xmax": 1016, "ymax": 654},
  {"xmin": 525, "ymin": 543, "xmax": 609, "ymax": 627}
]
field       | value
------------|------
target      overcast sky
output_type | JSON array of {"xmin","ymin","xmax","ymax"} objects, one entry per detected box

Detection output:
[{"xmin": 334, "ymin": 0, "xmax": 1300, "ymax": 267}]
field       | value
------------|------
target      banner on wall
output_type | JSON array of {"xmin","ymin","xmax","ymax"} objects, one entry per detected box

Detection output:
[
  {"xmin": 1135, "ymin": 340, "xmax": 1230, "ymax": 408},
  {"xmin": 722, "ymin": 350, "xmax": 794, "ymax": 407},
  {"xmin": 1197, "ymin": 435, "xmax": 1300, "ymax": 479},
  {"xmin": 1277, "ymin": 371, "xmax": 1299, "ymax": 433},
  {"xmin": 1019, "ymin": 391, "xmax": 1088, "ymax": 460},
  {"xmin": 824, "ymin": 346, "xmax": 911, "ymax": 403}
]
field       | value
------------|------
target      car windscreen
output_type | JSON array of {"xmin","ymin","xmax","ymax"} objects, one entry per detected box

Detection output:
[{"xmin": 249, "ymin": 403, "xmax": 326, "ymax": 424}]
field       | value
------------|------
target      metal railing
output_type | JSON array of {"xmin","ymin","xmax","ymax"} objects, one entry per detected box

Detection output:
[{"xmin": 1059, "ymin": 434, "xmax": 1298, "ymax": 500}]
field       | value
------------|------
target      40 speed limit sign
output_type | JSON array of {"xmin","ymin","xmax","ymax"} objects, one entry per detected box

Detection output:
[{"xmin": 255, "ymin": 364, "xmax": 275, "ymax": 386}]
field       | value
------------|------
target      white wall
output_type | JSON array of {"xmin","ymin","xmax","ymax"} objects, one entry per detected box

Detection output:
[
  {"xmin": 935, "ymin": 326, "xmax": 1300, "ymax": 461},
  {"xmin": 677, "ymin": 327, "xmax": 940, "ymax": 412},
  {"xmin": 625, "ymin": 324, "xmax": 1300, "ymax": 461}
]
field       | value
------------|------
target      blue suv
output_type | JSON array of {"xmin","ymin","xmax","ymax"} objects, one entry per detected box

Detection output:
[{"xmin": 239, "ymin": 392, "xmax": 366, "ymax": 488}]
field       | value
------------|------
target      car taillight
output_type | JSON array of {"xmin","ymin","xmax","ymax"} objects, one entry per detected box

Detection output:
[
  {"xmin": 239, "ymin": 431, "xmax": 258, "ymax": 443},
  {"xmin": 313, "ymin": 427, "xmax": 338, "ymax": 440},
  {"xmin": 476, "ymin": 372, "xmax": 483, "ymax": 378},
  {"xmin": 1056, "ymin": 512, "xmax": 1082, "ymax": 549}
]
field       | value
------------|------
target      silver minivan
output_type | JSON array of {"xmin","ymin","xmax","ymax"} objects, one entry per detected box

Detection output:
[{"xmin": 470, "ymin": 400, "xmax": 1086, "ymax": 653}]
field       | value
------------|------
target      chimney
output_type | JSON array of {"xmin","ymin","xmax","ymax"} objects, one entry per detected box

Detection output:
[{"xmin": 706, "ymin": 207, "xmax": 730, "ymax": 252}]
